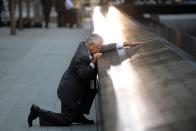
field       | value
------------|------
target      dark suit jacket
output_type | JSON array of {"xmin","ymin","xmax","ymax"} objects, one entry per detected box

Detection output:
[{"xmin": 57, "ymin": 42, "xmax": 118, "ymax": 108}]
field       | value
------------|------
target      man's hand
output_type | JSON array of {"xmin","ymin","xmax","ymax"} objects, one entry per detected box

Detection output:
[
  {"xmin": 92, "ymin": 53, "xmax": 103, "ymax": 64},
  {"xmin": 123, "ymin": 41, "xmax": 143, "ymax": 47}
]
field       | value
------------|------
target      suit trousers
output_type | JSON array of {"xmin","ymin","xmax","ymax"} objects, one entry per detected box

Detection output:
[
  {"xmin": 43, "ymin": 11, "xmax": 51, "ymax": 28},
  {"xmin": 66, "ymin": 8, "xmax": 77, "ymax": 28},
  {"xmin": 38, "ymin": 88, "xmax": 97, "ymax": 126},
  {"xmin": 57, "ymin": 11, "xmax": 64, "ymax": 27}
]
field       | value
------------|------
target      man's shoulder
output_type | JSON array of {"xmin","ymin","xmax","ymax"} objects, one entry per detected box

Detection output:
[
  {"xmin": 78, "ymin": 41, "xmax": 85, "ymax": 46},
  {"xmin": 75, "ymin": 42, "xmax": 89, "ymax": 59},
  {"xmin": 77, "ymin": 42, "xmax": 86, "ymax": 52}
]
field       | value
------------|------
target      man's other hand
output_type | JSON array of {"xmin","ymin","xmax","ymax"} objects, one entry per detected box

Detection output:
[{"xmin": 92, "ymin": 53, "xmax": 102, "ymax": 64}]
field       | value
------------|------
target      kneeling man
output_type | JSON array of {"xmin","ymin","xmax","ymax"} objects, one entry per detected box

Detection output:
[{"xmin": 27, "ymin": 34, "xmax": 142, "ymax": 127}]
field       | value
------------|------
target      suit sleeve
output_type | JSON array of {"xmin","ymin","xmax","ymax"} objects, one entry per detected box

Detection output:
[
  {"xmin": 74, "ymin": 57, "xmax": 97, "ymax": 80},
  {"xmin": 101, "ymin": 43, "xmax": 123, "ymax": 53}
]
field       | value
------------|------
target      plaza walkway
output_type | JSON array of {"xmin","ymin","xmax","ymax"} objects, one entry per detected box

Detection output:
[{"xmin": 0, "ymin": 27, "xmax": 96, "ymax": 131}]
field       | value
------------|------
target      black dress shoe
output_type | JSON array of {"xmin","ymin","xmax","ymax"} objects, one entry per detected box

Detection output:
[
  {"xmin": 73, "ymin": 115, "xmax": 94, "ymax": 125},
  {"xmin": 28, "ymin": 104, "xmax": 40, "ymax": 127}
]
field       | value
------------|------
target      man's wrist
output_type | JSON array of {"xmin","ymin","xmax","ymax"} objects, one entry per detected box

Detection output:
[
  {"xmin": 91, "ymin": 58, "xmax": 96, "ymax": 64},
  {"xmin": 123, "ymin": 42, "xmax": 127, "ymax": 47}
]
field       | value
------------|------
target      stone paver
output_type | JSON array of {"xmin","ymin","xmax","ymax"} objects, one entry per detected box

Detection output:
[{"xmin": 0, "ymin": 27, "xmax": 96, "ymax": 131}]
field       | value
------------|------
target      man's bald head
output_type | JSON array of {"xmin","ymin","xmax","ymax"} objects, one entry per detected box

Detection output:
[
  {"xmin": 85, "ymin": 34, "xmax": 103, "ymax": 55},
  {"xmin": 85, "ymin": 34, "xmax": 103, "ymax": 45}
]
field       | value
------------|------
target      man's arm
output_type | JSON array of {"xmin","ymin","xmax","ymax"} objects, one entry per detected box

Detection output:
[
  {"xmin": 75, "ymin": 57, "xmax": 97, "ymax": 80},
  {"xmin": 101, "ymin": 41, "xmax": 143, "ymax": 53},
  {"xmin": 100, "ymin": 43, "xmax": 117, "ymax": 53}
]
